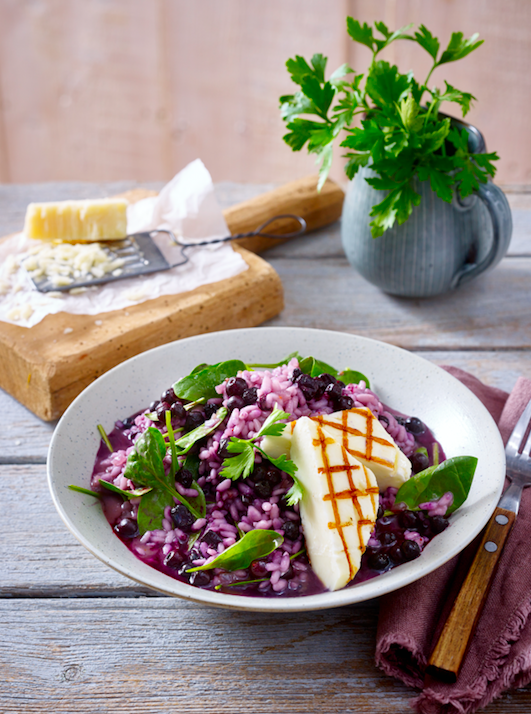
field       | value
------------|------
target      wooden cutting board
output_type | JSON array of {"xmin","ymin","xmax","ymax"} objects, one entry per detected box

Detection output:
[{"xmin": 0, "ymin": 175, "xmax": 344, "ymax": 421}]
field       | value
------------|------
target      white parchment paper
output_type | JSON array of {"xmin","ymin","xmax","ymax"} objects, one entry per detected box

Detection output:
[{"xmin": 0, "ymin": 159, "xmax": 248, "ymax": 328}]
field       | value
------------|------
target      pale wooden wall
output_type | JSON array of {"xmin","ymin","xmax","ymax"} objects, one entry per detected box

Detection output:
[{"xmin": 0, "ymin": 0, "xmax": 528, "ymax": 186}]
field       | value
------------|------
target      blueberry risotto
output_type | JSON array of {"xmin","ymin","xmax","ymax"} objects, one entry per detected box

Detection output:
[{"xmin": 77, "ymin": 355, "xmax": 477, "ymax": 598}]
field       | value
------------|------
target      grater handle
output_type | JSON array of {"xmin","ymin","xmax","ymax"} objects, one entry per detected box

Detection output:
[{"xmin": 222, "ymin": 175, "xmax": 344, "ymax": 254}]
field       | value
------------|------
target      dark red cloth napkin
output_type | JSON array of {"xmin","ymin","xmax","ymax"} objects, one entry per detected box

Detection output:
[{"xmin": 376, "ymin": 366, "xmax": 531, "ymax": 713}]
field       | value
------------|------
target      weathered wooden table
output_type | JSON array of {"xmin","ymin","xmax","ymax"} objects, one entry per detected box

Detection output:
[{"xmin": 2, "ymin": 181, "xmax": 531, "ymax": 714}]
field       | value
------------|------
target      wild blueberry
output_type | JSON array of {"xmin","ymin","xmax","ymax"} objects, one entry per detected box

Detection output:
[
  {"xmin": 296, "ymin": 373, "xmax": 319, "ymax": 401},
  {"xmin": 290, "ymin": 368, "xmax": 302, "ymax": 383},
  {"xmin": 226, "ymin": 395, "xmax": 245, "ymax": 412},
  {"xmin": 254, "ymin": 480, "xmax": 273, "ymax": 498},
  {"xmin": 171, "ymin": 504, "xmax": 195, "ymax": 532},
  {"xmin": 203, "ymin": 530, "xmax": 223, "ymax": 547},
  {"xmin": 204, "ymin": 402, "xmax": 218, "ymax": 419},
  {"xmin": 325, "ymin": 382, "xmax": 343, "ymax": 405},
  {"xmin": 411, "ymin": 451, "xmax": 429, "ymax": 473},
  {"xmin": 189, "ymin": 571, "xmax": 211, "ymax": 587},
  {"xmin": 368, "ymin": 551, "xmax": 390, "ymax": 571},
  {"xmin": 283, "ymin": 520, "xmax": 299, "ymax": 540},
  {"xmin": 337, "ymin": 395, "xmax": 354, "ymax": 411},
  {"xmin": 170, "ymin": 400, "xmax": 186, "ymax": 420},
  {"xmin": 430, "ymin": 515, "xmax": 449, "ymax": 534},
  {"xmin": 388, "ymin": 544, "xmax": 404, "ymax": 564},
  {"xmin": 318, "ymin": 373, "xmax": 337, "ymax": 386},
  {"xmin": 185, "ymin": 410, "xmax": 205, "ymax": 431},
  {"xmin": 265, "ymin": 467, "xmax": 282, "ymax": 485},
  {"xmin": 250, "ymin": 559, "xmax": 269, "ymax": 578},
  {"xmin": 251, "ymin": 464, "xmax": 268, "ymax": 482},
  {"xmin": 176, "ymin": 468, "xmax": 194, "ymax": 488},
  {"xmin": 114, "ymin": 518, "xmax": 138, "ymax": 539},
  {"xmin": 218, "ymin": 438, "xmax": 232, "ymax": 460},
  {"xmin": 312, "ymin": 378, "xmax": 326, "ymax": 400},
  {"xmin": 381, "ymin": 531, "xmax": 397, "ymax": 547},
  {"xmin": 242, "ymin": 387, "xmax": 258, "ymax": 405},
  {"xmin": 156, "ymin": 401, "xmax": 171, "ymax": 421},
  {"xmin": 226, "ymin": 377, "xmax": 247, "ymax": 398},
  {"xmin": 398, "ymin": 510, "xmax": 419, "ymax": 530},
  {"xmin": 161, "ymin": 387, "xmax": 178, "ymax": 404},
  {"xmin": 164, "ymin": 551, "xmax": 183, "ymax": 569},
  {"xmin": 401, "ymin": 540, "xmax": 421, "ymax": 561},
  {"xmin": 405, "ymin": 417, "xmax": 425, "ymax": 435}
]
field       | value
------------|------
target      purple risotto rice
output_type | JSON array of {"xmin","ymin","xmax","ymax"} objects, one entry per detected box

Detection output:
[{"xmin": 84, "ymin": 356, "xmax": 471, "ymax": 598}]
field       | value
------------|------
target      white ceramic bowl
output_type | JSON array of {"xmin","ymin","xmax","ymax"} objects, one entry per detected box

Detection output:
[{"xmin": 48, "ymin": 327, "xmax": 505, "ymax": 612}]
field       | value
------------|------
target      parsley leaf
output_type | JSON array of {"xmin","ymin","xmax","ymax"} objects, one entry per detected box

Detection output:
[
  {"xmin": 279, "ymin": 18, "xmax": 496, "ymax": 237},
  {"xmin": 285, "ymin": 476, "xmax": 305, "ymax": 508},
  {"xmin": 218, "ymin": 407, "xmax": 301, "ymax": 502}
]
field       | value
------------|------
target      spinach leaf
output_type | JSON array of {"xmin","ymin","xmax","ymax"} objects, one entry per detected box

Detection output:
[
  {"xmin": 173, "ymin": 360, "xmax": 246, "ymax": 401},
  {"xmin": 123, "ymin": 425, "xmax": 203, "ymax": 520},
  {"xmin": 394, "ymin": 455, "xmax": 477, "ymax": 514},
  {"xmin": 299, "ymin": 356, "xmax": 337, "ymax": 377},
  {"xmin": 299, "ymin": 356, "xmax": 370, "ymax": 387},
  {"xmin": 245, "ymin": 351, "xmax": 301, "ymax": 369},
  {"xmin": 188, "ymin": 480, "xmax": 207, "ymax": 519},
  {"xmin": 173, "ymin": 407, "xmax": 228, "ymax": 455},
  {"xmin": 339, "ymin": 369, "xmax": 370, "ymax": 388},
  {"xmin": 98, "ymin": 480, "xmax": 152, "ymax": 499},
  {"xmin": 182, "ymin": 453, "xmax": 201, "ymax": 479},
  {"xmin": 123, "ymin": 427, "xmax": 168, "ymax": 490},
  {"xmin": 137, "ymin": 488, "xmax": 175, "ymax": 535},
  {"xmin": 187, "ymin": 529, "xmax": 284, "ymax": 572}
]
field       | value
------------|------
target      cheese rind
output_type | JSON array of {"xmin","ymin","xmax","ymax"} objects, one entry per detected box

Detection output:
[
  {"xmin": 291, "ymin": 417, "xmax": 378, "ymax": 591},
  {"xmin": 24, "ymin": 198, "xmax": 128, "ymax": 242}
]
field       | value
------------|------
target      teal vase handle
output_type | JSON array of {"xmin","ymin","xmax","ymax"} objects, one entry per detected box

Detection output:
[{"xmin": 452, "ymin": 181, "xmax": 512, "ymax": 288}]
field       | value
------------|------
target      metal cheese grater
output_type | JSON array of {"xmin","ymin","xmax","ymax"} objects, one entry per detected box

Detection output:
[{"xmin": 25, "ymin": 215, "xmax": 306, "ymax": 293}]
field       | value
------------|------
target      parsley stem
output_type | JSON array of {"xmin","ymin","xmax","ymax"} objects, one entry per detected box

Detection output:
[{"xmin": 165, "ymin": 410, "xmax": 177, "ymax": 480}]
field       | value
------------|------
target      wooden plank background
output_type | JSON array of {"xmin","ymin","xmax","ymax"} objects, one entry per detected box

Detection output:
[{"xmin": 0, "ymin": 0, "xmax": 528, "ymax": 187}]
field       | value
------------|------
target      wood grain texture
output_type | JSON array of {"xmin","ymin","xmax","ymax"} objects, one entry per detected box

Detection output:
[
  {"xmin": 224, "ymin": 175, "xmax": 344, "ymax": 254},
  {"xmin": 428, "ymin": 506, "xmax": 517, "ymax": 682},
  {"xmin": 0, "ymin": 1, "xmax": 529, "ymax": 186},
  {"xmin": 0, "ymin": 597, "xmax": 422, "ymax": 714},
  {"xmin": 0, "ymin": 245, "xmax": 283, "ymax": 421},
  {"xmin": 267, "ymin": 255, "xmax": 531, "ymax": 350}
]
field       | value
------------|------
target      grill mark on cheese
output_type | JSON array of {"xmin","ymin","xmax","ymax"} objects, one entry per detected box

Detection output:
[
  {"xmin": 313, "ymin": 426, "xmax": 355, "ymax": 580},
  {"xmin": 312, "ymin": 408, "xmax": 395, "ymax": 472},
  {"xmin": 314, "ymin": 423, "xmax": 377, "ymax": 581}
]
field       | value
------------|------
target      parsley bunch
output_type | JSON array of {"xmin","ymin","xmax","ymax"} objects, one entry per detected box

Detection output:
[{"xmin": 280, "ymin": 19, "xmax": 499, "ymax": 237}]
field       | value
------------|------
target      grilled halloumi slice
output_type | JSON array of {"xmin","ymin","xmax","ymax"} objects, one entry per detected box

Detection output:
[
  {"xmin": 312, "ymin": 408, "xmax": 411, "ymax": 492},
  {"xmin": 291, "ymin": 417, "xmax": 379, "ymax": 591},
  {"xmin": 261, "ymin": 407, "xmax": 411, "ymax": 492}
]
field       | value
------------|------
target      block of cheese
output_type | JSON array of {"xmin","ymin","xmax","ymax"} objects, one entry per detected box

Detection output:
[
  {"xmin": 290, "ymin": 416, "xmax": 379, "ymax": 591},
  {"xmin": 261, "ymin": 406, "xmax": 411, "ymax": 492},
  {"xmin": 24, "ymin": 198, "xmax": 129, "ymax": 242}
]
